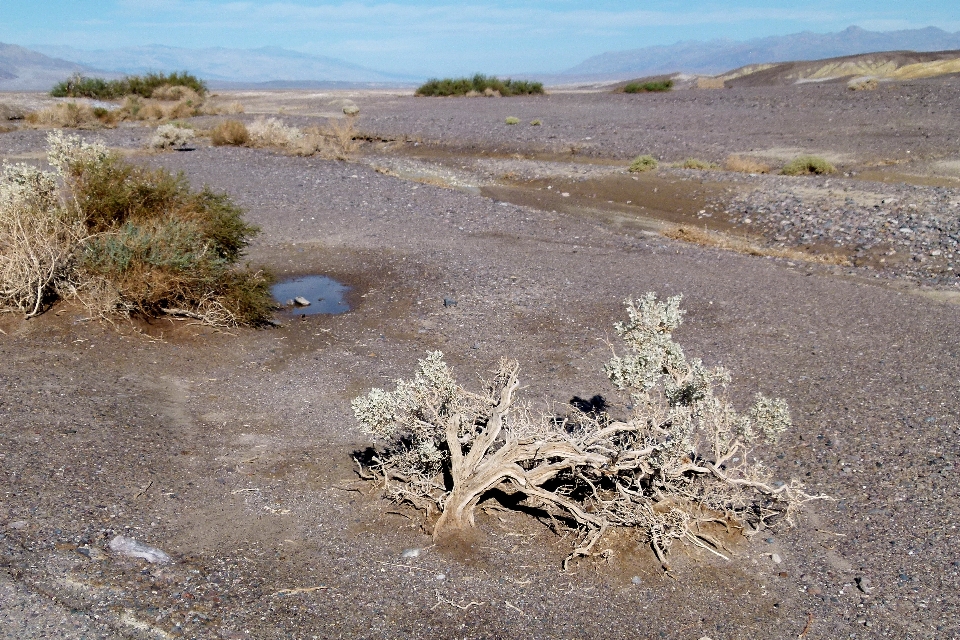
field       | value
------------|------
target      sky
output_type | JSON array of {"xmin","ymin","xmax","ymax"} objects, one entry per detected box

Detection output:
[{"xmin": 3, "ymin": 0, "xmax": 960, "ymax": 76}]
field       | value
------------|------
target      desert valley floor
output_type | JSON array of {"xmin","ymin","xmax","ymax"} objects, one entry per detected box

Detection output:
[{"xmin": 1, "ymin": 79, "xmax": 959, "ymax": 639}]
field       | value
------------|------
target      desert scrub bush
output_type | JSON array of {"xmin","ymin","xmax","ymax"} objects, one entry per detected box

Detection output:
[
  {"xmin": 675, "ymin": 158, "xmax": 718, "ymax": 170},
  {"xmin": 211, "ymin": 119, "xmax": 250, "ymax": 146},
  {"xmin": 623, "ymin": 79, "xmax": 673, "ymax": 93},
  {"xmin": 0, "ymin": 131, "xmax": 271, "ymax": 325},
  {"xmin": 847, "ymin": 77, "xmax": 878, "ymax": 91},
  {"xmin": 781, "ymin": 155, "xmax": 836, "ymax": 176},
  {"xmin": 724, "ymin": 155, "xmax": 770, "ymax": 174},
  {"xmin": 504, "ymin": 116, "xmax": 520, "ymax": 125},
  {"xmin": 354, "ymin": 294, "xmax": 826, "ymax": 568},
  {"xmin": 149, "ymin": 123, "xmax": 196, "ymax": 150},
  {"xmin": 416, "ymin": 74, "xmax": 544, "ymax": 97},
  {"xmin": 52, "ymin": 72, "xmax": 207, "ymax": 100},
  {"xmin": 246, "ymin": 117, "xmax": 303, "ymax": 149},
  {"xmin": 628, "ymin": 154, "xmax": 658, "ymax": 173}
]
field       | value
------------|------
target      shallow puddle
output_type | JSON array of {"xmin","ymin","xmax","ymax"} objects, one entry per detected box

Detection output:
[{"xmin": 271, "ymin": 275, "xmax": 351, "ymax": 315}]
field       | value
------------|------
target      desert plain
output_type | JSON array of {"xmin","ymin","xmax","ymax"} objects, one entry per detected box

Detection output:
[{"xmin": 1, "ymin": 77, "xmax": 959, "ymax": 639}]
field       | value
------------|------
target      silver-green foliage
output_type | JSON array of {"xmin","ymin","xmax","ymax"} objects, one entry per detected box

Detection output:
[{"xmin": 353, "ymin": 294, "xmax": 823, "ymax": 566}]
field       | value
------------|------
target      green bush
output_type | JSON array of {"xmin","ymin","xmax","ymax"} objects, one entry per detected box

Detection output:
[
  {"xmin": 415, "ymin": 74, "xmax": 544, "ymax": 97},
  {"xmin": 51, "ymin": 72, "xmax": 207, "ymax": 100},
  {"xmin": 623, "ymin": 80, "xmax": 673, "ymax": 93},
  {"xmin": 0, "ymin": 132, "xmax": 271, "ymax": 325},
  {"xmin": 781, "ymin": 155, "xmax": 836, "ymax": 176},
  {"xmin": 505, "ymin": 116, "xmax": 520, "ymax": 125},
  {"xmin": 628, "ymin": 154, "xmax": 659, "ymax": 173}
]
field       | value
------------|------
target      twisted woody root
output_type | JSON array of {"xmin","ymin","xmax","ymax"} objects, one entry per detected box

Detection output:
[{"xmin": 353, "ymin": 294, "xmax": 829, "ymax": 568}]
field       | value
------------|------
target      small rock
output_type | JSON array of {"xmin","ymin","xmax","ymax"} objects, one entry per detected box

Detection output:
[
  {"xmin": 855, "ymin": 576, "xmax": 872, "ymax": 594},
  {"xmin": 284, "ymin": 299, "xmax": 295, "ymax": 307},
  {"xmin": 342, "ymin": 104, "xmax": 360, "ymax": 116},
  {"xmin": 771, "ymin": 553, "xmax": 783, "ymax": 564},
  {"xmin": 631, "ymin": 576, "xmax": 642, "ymax": 585},
  {"xmin": 400, "ymin": 548, "xmax": 422, "ymax": 558},
  {"xmin": 8, "ymin": 520, "xmax": 28, "ymax": 530},
  {"xmin": 108, "ymin": 535, "xmax": 172, "ymax": 564},
  {"xmin": 294, "ymin": 296, "xmax": 311, "ymax": 307},
  {"xmin": 443, "ymin": 298, "xmax": 457, "ymax": 308}
]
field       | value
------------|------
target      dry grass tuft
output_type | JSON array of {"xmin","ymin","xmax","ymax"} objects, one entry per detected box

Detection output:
[
  {"xmin": 675, "ymin": 158, "xmax": 718, "ymax": 170},
  {"xmin": 664, "ymin": 225, "xmax": 851, "ymax": 265},
  {"xmin": 211, "ymin": 119, "xmax": 250, "ymax": 146},
  {"xmin": 847, "ymin": 77, "xmax": 879, "ymax": 91},
  {"xmin": 724, "ymin": 155, "xmax": 771, "ymax": 174},
  {"xmin": 290, "ymin": 118, "xmax": 360, "ymax": 159},
  {"xmin": 26, "ymin": 102, "xmax": 115, "ymax": 129},
  {"xmin": 781, "ymin": 155, "xmax": 837, "ymax": 176}
]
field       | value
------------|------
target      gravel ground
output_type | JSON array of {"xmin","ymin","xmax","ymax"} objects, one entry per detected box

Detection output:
[{"xmin": 1, "ymin": 82, "xmax": 959, "ymax": 639}]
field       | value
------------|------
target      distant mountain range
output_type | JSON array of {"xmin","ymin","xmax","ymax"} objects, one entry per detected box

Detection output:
[
  {"xmin": 3, "ymin": 25, "xmax": 960, "ymax": 92},
  {"xmin": 563, "ymin": 26, "xmax": 960, "ymax": 78},
  {"xmin": 31, "ymin": 44, "xmax": 418, "ymax": 86},
  {"xmin": 0, "ymin": 43, "xmax": 91, "ymax": 91}
]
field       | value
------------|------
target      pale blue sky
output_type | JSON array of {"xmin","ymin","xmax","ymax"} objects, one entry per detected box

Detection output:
[{"xmin": 4, "ymin": 1, "xmax": 959, "ymax": 75}]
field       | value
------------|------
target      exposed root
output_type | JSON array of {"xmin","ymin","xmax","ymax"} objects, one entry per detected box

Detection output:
[{"xmin": 353, "ymin": 294, "xmax": 830, "ymax": 569}]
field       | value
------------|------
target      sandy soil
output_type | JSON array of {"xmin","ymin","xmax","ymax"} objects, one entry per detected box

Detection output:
[{"xmin": 1, "ymin": 80, "xmax": 959, "ymax": 639}]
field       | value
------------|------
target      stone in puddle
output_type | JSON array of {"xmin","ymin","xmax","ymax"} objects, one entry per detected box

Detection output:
[{"xmin": 294, "ymin": 297, "xmax": 311, "ymax": 307}]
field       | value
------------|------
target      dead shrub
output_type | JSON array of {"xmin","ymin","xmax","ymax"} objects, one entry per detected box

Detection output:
[
  {"xmin": 724, "ymin": 155, "xmax": 770, "ymax": 174},
  {"xmin": 292, "ymin": 118, "xmax": 359, "ymax": 159},
  {"xmin": 149, "ymin": 123, "xmax": 196, "ymax": 150},
  {"xmin": 26, "ymin": 102, "xmax": 111, "ymax": 129},
  {"xmin": 211, "ymin": 120, "xmax": 250, "ymax": 146},
  {"xmin": 0, "ymin": 162, "xmax": 86, "ymax": 316},
  {"xmin": 353, "ymin": 294, "xmax": 828, "ymax": 568},
  {"xmin": 246, "ymin": 117, "xmax": 303, "ymax": 149}
]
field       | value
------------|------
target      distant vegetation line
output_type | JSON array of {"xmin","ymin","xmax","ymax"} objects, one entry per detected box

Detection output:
[
  {"xmin": 51, "ymin": 72, "xmax": 207, "ymax": 100},
  {"xmin": 623, "ymin": 79, "xmax": 674, "ymax": 93},
  {"xmin": 416, "ymin": 74, "xmax": 544, "ymax": 97}
]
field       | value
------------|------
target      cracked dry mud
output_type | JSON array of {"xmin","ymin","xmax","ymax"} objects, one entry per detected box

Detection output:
[{"xmin": 1, "ymin": 78, "xmax": 959, "ymax": 639}]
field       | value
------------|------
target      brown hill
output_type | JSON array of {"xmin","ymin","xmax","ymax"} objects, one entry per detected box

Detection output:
[{"xmin": 718, "ymin": 49, "xmax": 960, "ymax": 86}]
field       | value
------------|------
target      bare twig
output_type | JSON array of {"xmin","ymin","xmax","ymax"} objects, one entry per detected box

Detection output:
[
  {"xmin": 271, "ymin": 585, "xmax": 332, "ymax": 597},
  {"xmin": 431, "ymin": 590, "xmax": 484, "ymax": 611}
]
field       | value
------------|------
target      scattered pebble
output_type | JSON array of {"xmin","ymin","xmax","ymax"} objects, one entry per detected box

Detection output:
[{"xmin": 400, "ymin": 548, "xmax": 423, "ymax": 559}]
